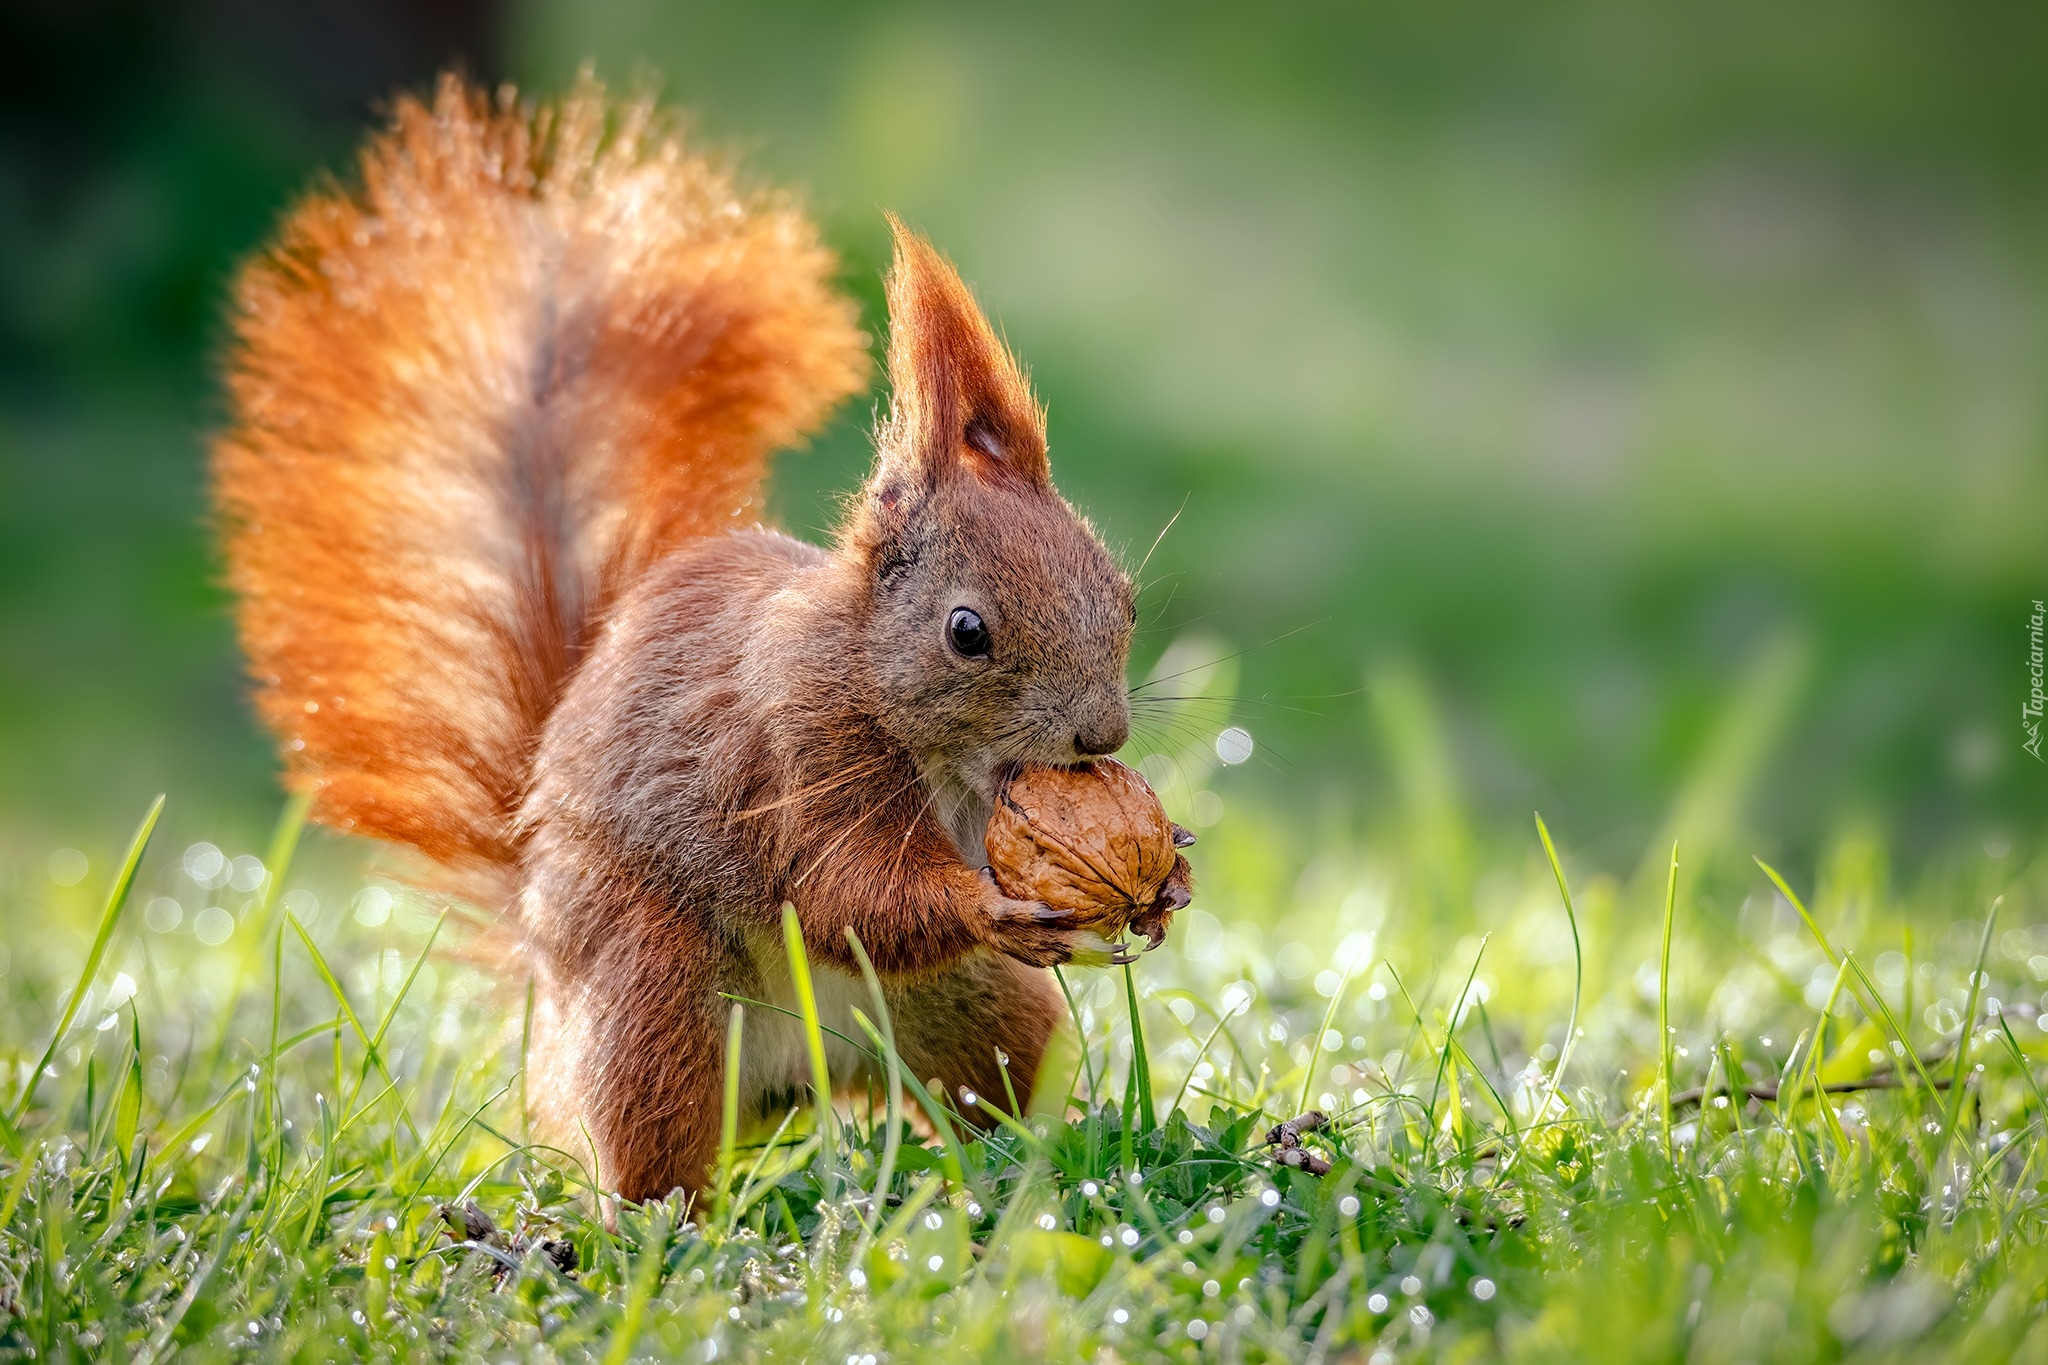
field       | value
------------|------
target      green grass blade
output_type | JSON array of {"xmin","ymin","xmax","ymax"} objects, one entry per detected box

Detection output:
[
  {"xmin": 1426, "ymin": 934, "xmax": 1490, "ymax": 1142},
  {"xmin": 249, "ymin": 788, "xmax": 311, "ymax": 951},
  {"xmin": 300, "ymin": 1093, "xmax": 335, "ymax": 1250},
  {"xmin": 1533, "ymin": 812, "xmax": 1584, "ymax": 1121},
  {"xmin": 1995, "ymin": 1012, "xmax": 2048, "ymax": 1121},
  {"xmin": 726, "ymin": 1108, "xmax": 811, "ymax": 1232},
  {"xmin": 0, "ymin": 1087, "xmax": 22, "ymax": 1158},
  {"xmin": 1755, "ymin": 857, "xmax": 1840, "ymax": 967},
  {"xmin": 13, "ymin": 794, "xmax": 163, "ymax": 1125},
  {"xmin": 1659, "ymin": 840, "xmax": 1677, "ymax": 1161},
  {"xmin": 1053, "ymin": 965, "xmax": 1100, "ymax": 1102},
  {"xmin": 1172, "ymin": 1003, "xmax": 1245, "ymax": 1118},
  {"xmin": 401, "ymin": 1083, "xmax": 512, "ymax": 1217},
  {"xmin": 1383, "ymin": 964, "xmax": 1434, "ymax": 1155},
  {"xmin": 1806, "ymin": 958, "xmax": 1854, "ymax": 1155},
  {"xmin": 1940, "ymin": 897, "xmax": 2001, "ymax": 1162},
  {"xmin": 604, "ymin": 1200, "xmax": 670, "ymax": 1365},
  {"xmin": 850, "ymin": 1013, "xmax": 974, "ymax": 1199},
  {"xmin": 367, "ymin": 909, "xmax": 446, "ymax": 1057},
  {"xmin": 781, "ymin": 904, "xmax": 838, "ymax": 1190},
  {"xmin": 716, "ymin": 1002, "xmax": 744, "ymax": 1224},
  {"xmin": 1123, "ymin": 960, "xmax": 1155, "ymax": 1141},
  {"xmin": 1833, "ymin": 953, "xmax": 1940, "ymax": 1097},
  {"xmin": 1447, "ymin": 1035, "xmax": 1519, "ymax": 1135},
  {"xmin": 1772, "ymin": 1028, "xmax": 1814, "ymax": 1175},
  {"xmin": 0, "ymin": 1144, "xmax": 34, "ymax": 1229},
  {"xmin": 1299, "ymin": 944, "xmax": 1368, "ymax": 1117},
  {"xmin": 263, "ymin": 911, "xmax": 291, "ymax": 1205},
  {"xmin": 845, "ymin": 929, "xmax": 904, "ymax": 1244},
  {"xmin": 871, "ymin": 1171, "xmax": 946, "ymax": 1255},
  {"xmin": 1759, "ymin": 859, "xmax": 1944, "ymax": 1099},
  {"xmin": 132, "ymin": 1180, "xmax": 259, "ymax": 1365},
  {"xmin": 157, "ymin": 1071, "xmax": 256, "ymax": 1159},
  {"xmin": 115, "ymin": 1010, "xmax": 143, "ymax": 1190},
  {"xmin": 956, "ymin": 1086, "xmax": 1048, "ymax": 1158},
  {"xmin": 287, "ymin": 913, "xmax": 421, "ymax": 1142},
  {"xmin": 717, "ymin": 993, "xmax": 879, "ymax": 1064}
]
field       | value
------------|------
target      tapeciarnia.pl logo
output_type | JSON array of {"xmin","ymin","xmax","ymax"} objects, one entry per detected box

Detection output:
[{"xmin": 2027, "ymin": 598, "xmax": 2045, "ymax": 761}]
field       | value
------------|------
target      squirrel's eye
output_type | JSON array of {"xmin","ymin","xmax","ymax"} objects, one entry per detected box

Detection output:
[{"xmin": 947, "ymin": 607, "xmax": 992, "ymax": 659}]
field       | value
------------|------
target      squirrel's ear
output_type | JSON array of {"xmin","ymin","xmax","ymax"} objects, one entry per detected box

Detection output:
[{"xmin": 874, "ymin": 216, "xmax": 1050, "ymax": 493}]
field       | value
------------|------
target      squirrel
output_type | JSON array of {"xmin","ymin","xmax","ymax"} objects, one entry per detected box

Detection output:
[{"xmin": 212, "ymin": 73, "xmax": 1184, "ymax": 1201}]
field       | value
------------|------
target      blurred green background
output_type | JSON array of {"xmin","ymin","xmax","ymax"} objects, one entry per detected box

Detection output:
[{"xmin": 2, "ymin": 0, "xmax": 2042, "ymax": 888}]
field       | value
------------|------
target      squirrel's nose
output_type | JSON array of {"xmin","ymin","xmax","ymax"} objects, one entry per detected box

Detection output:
[{"xmin": 1074, "ymin": 710, "xmax": 1129, "ymax": 759}]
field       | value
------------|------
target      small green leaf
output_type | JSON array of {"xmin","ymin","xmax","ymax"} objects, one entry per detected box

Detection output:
[{"xmin": 1008, "ymin": 1228, "xmax": 1113, "ymax": 1298}]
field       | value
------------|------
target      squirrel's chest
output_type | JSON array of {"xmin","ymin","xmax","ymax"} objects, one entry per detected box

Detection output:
[
  {"xmin": 725, "ymin": 928, "xmax": 876, "ymax": 1123},
  {"xmin": 920, "ymin": 766, "xmax": 994, "ymax": 869}
]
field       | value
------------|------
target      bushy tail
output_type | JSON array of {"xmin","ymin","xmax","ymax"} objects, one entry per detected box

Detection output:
[{"xmin": 214, "ymin": 73, "xmax": 867, "ymax": 899}]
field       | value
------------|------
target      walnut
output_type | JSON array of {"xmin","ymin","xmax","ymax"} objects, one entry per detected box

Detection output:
[{"xmin": 985, "ymin": 758, "xmax": 1194, "ymax": 954}]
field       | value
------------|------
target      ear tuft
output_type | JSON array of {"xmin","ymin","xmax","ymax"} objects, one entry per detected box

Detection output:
[{"xmin": 879, "ymin": 215, "xmax": 1050, "ymax": 490}]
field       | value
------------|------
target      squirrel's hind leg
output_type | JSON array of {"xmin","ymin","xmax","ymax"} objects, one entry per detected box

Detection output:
[{"xmin": 527, "ymin": 896, "xmax": 726, "ymax": 1204}]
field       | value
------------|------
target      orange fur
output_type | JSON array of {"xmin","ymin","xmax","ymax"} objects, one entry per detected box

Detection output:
[{"xmin": 214, "ymin": 73, "xmax": 866, "ymax": 901}]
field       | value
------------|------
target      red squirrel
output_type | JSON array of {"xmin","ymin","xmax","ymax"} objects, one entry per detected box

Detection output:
[{"xmin": 212, "ymin": 74, "xmax": 1183, "ymax": 1200}]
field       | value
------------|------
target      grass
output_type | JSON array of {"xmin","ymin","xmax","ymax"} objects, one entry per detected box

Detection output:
[{"xmin": 1, "ymin": 788, "xmax": 2046, "ymax": 1363}]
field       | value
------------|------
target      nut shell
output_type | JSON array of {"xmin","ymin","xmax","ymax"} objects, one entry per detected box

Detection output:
[{"xmin": 985, "ymin": 759, "xmax": 1190, "ymax": 944}]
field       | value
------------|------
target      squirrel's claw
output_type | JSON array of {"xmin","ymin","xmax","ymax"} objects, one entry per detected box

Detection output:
[
  {"xmin": 1159, "ymin": 852, "xmax": 1194, "ymax": 907},
  {"xmin": 1126, "ymin": 852, "xmax": 1194, "ymax": 951},
  {"xmin": 1130, "ymin": 912, "xmax": 1171, "ymax": 952},
  {"xmin": 1171, "ymin": 822, "xmax": 1197, "ymax": 849}
]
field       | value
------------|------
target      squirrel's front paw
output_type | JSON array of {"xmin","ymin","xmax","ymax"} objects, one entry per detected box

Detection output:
[
  {"xmin": 977, "ymin": 869, "xmax": 1134, "ymax": 968},
  {"xmin": 987, "ymin": 919, "xmax": 1133, "ymax": 968},
  {"xmin": 978, "ymin": 867, "xmax": 1068, "ymax": 925}
]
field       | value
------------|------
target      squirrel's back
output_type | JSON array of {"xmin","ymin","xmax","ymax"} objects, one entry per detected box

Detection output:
[{"xmin": 213, "ymin": 74, "xmax": 868, "ymax": 898}]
